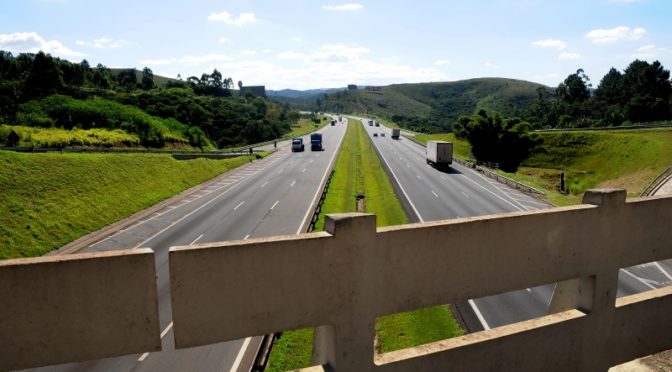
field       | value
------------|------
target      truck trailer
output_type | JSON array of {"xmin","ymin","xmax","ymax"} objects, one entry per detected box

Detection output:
[
  {"xmin": 425, "ymin": 141, "xmax": 453, "ymax": 169},
  {"xmin": 292, "ymin": 138, "xmax": 304, "ymax": 152},
  {"xmin": 391, "ymin": 128, "xmax": 401, "ymax": 139},
  {"xmin": 310, "ymin": 133, "xmax": 323, "ymax": 151}
]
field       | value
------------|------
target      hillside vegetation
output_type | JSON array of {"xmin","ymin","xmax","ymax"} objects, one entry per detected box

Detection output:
[
  {"xmin": 0, "ymin": 151, "xmax": 257, "ymax": 259},
  {"xmin": 0, "ymin": 50, "xmax": 301, "ymax": 149},
  {"xmin": 414, "ymin": 128, "xmax": 672, "ymax": 205},
  {"xmin": 285, "ymin": 78, "xmax": 550, "ymax": 133}
]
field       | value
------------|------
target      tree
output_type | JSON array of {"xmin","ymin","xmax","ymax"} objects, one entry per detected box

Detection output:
[
  {"xmin": 238, "ymin": 80, "xmax": 243, "ymax": 90},
  {"xmin": 210, "ymin": 69, "xmax": 222, "ymax": 88},
  {"xmin": 595, "ymin": 68, "xmax": 625, "ymax": 106},
  {"xmin": 622, "ymin": 60, "xmax": 671, "ymax": 122},
  {"xmin": 141, "ymin": 67, "xmax": 154, "ymax": 90},
  {"xmin": 24, "ymin": 51, "xmax": 64, "ymax": 98},
  {"xmin": 453, "ymin": 110, "xmax": 542, "ymax": 172},
  {"xmin": 92, "ymin": 63, "xmax": 112, "ymax": 89},
  {"xmin": 557, "ymin": 69, "xmax": 591, "ymax": 104},
  {"xmin": 116, "ymin": 69, "xmax": 137, "ymax": 91}
]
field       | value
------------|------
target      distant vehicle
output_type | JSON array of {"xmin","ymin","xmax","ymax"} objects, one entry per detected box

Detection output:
[
  {"xmin": 310, "ymin": 133, "xmax": 323, "ymax": 151},
  {"xmin": 368, "ymin": 120, "xmax": 373, "ymax": 126},
  {"xmin": 375, "ymin": 121, "xmax": 380, "ymax": 127},
  {"xmin": 373, "ymin": 133, "xmax": 378, "ymax": 137},
  {"xmin": 338, "ymin": 116, "xmax": 342, "ymax": 122},
  {"xmin": 391, "ymin": 128, "xmax": 401, "ymax": 139},
  {"xmin": 292, "ymin": 138, "xmax": 304, "ymax": 152},
  {"xmin": 381, "ymin": 133, "xmax": 386, "ymax": 137},
  {"xmin": 331, "ymin": 120, "xmax": 336, "ymax": 126},
  {"xmin": 426, "ymin": 140, "xmax": 453, "ymax": 169}
]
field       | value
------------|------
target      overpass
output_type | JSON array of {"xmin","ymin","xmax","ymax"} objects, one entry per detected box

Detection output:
[{"xmin": 2, "ymin": 189, "xmax": 671, "ymax": 371}]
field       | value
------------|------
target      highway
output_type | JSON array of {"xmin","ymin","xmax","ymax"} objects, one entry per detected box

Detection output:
[
  {"xmin": 24, "ymin": 118, "xmax": 347, "ymax": 372},
  {"xmin": 357, "ymin": 117, "xmax": 672, "ymax": 331}
]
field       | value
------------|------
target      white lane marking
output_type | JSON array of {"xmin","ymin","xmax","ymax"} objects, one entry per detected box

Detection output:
[
  {"xmin": 229, "ymin": 337, "xmax": 252, "ymax": 372},
  {"xmin": 468, "ymin": 299, "xmax": 491, "ymax": 330},
  {"xmin": 270, "ymin": 200, "xmax": 279, "ymax": 210},
  {"xmin": 261, "ymin": 181, "xmax": 269, "ymax": 188},
  {"xmin": 440, "ymin": 176, "xmax": 446, "ymax": 180},
  {"xmin": 161, "ymin": 322, "xmax": 174, "ymax": 338},
  {"xmin": 621, "ymin": 268, "xmax": 657, "ymax": 290},
  {"xmin": 416, "ymin": 174, "xmax": 422, "ymax": 180},
  {"xmin": 290, "ymin": 180, "xmax": 296, "ymax": 187},
  {"xmin": 138, "ymin": 322, "xmax": 175, "ymax": 362},
  {"xmin": 526, "ymin": 288, "xmax": 532, "ymax": 292},
  {"xmin": 298, "ymin": 124, "xmax": 347, "ymax": 234},
  {"xmin": 310, "ymin": 159, "xmax": 314, "ymax": 163},
  {"xmin": 459, "ymin": 172, "xmax": 524, "ymax": 211},
  {"xmin": 431, "ymin": 190, "xmax": 439, "ymax": 198},
  {"xmin": 462, "ymin": 191, "xmax": 471, "ymax": 199},
  {"xmin": 244, "ymin": 234, "xmax": 250, "ymax": 240},
  {"xmin": 302, "ymin": 168, "xmax": 307, "ymax": 173},
  {"xmin": 653, "ymin": 262, "xmax": 672, "ymax": 282},
  {"xmin": 234, "ymin": 201, "xmax": 245, "ymax": 211},
  {"xmin": 277, "ymin": 168, "xmax": 284, "ymax": 174},
  {"xmin": 367, "ymin": 129, "xmax": 424, "ymax": 223},
  {"xmin": 190, "ymin": 234, "xmax": 204, "ymax": 245}
]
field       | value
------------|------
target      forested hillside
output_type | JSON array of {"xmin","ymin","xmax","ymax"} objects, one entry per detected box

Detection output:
[
  {"xmin": 0, "ymin": 50, "xmax": 300, "ymax": 149},
  {"xmin": 283, "ymin": 59, "xmax": 672, "ymax": 134}
]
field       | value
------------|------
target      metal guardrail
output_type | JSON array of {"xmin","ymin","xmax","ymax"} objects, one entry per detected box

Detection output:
[
  {"xmin": 402, "ymin": 135, "xmax": 546, "ymax": 196},
  {"xmin": 640, "ymin": 165, "xmax": 672, "ymax": 196},
  {"xmin": 308, "ymin": 170, "xmax": 336, "ymax": 232}
]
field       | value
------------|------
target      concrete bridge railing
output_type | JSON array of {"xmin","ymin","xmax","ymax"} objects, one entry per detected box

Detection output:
[{"xmin": 2, "ymin": 189, "xmax": 672, "ymax": 371}]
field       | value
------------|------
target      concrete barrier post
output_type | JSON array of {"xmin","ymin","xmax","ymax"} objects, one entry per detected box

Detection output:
[{"xmin": 313, "ymin": 213, "xmax": 377, "ymax": 371}]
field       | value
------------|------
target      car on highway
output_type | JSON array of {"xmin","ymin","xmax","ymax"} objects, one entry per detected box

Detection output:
[
  {"xmin": 373, "ymin": 133, "xmax": 378, "ymax": 137},
  {"xmin": 381, "ymin": 133, "xmax": 385, "ymax": 137}
]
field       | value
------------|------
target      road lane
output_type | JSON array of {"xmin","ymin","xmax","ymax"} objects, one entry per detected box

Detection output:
[
  {"xmin": 356, "ymin": 117, "xmax": 667, "ymax": 332},
  {"xmin": 24, "ymin": 119, "xmax": 347, "ymax": 372}
]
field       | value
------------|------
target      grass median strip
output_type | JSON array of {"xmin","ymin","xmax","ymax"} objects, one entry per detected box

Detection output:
[{"xmin": 266, "ymin": 119, "xmax": 463, "ymax": 371}]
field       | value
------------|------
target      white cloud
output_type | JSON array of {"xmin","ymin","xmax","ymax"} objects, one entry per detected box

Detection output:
[
  {"xmin": 322, "ymin": 3, "xmax": 363, "ymax": 11},
  {"xmin": 208, "ymin": 11, "xmax": 257, "ymax": 26},
  {"xmin": 139, "ymin": 58, "xmax": 176, "ymax": 66},
  {"xmin": 586, "ymin": 26, "xmax": 646, "ymax": 44},
  {"xmin": 0, "ymin": 32, "xmax": 85, "ymax": 58},
  {"xmin": 484, "ymin": 62, "xmax": 501, "ymax": 69},
  {"xmin": 240, "ymin": 50, "xmax": 256, "ymax": 55},
  {"xmin": 261, "ymin": 48, "xmax": 273, "ymax": 54},
  {"xmin": 77, "ymin": 37, "xmax": 127, "ymax": 49},
  {"xmin": 434, "ymin": 59, "xmax": 451, "ymax": 66},
  {"xmin": 559, "ymin": 52, "xmax": 582, "ymax": 60},
  {"xmin": 277, "ymin": 51, "xmax": 306, "ymax": 60},
  {"xmin": 218, "ymin": 37, "xmax": 230, "ymax": 44},
  {"xmin": 632, "ymin": 44, "xmax": 672, "ymax": 59},
  {"xmin": 309, "ymin": 44, "xmax": 370, "ymax": 63},
  {"xmin": 531, "ymin": 39, "xmax": 567, "ymax": 50}
]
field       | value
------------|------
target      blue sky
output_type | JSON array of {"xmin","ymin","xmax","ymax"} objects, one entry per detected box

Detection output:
[{"xmin": 1, "ymin": 0, "xmax": 670, "ymax": 90}]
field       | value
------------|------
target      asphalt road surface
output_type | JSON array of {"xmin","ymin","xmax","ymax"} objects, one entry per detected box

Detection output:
[
  {"xmin": 23, "ymin": 118, "xmax": 347, "ymax": 372},
  {"xmin": 358, "ymin": 117, "xmax": 672, "ymax": 331}
]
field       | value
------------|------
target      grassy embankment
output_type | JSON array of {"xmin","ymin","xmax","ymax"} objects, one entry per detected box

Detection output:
[
  {"xmin": 0, "ymin": 125, "xmax": 141, "ymax": 148},
  {"xmin": 0, "ymin": 151, "xmax": 260, "ymax": 259},
  {"xmin": 286, "ymin": 116, "xmax": 330, "ymax": 138},
  {"xmin": 265, "ymin": 119, "xmax": 462, "ymax": 371},
  {"xmin": 415, "ymin": 129, "xmax": 672, "ymax": 206}
]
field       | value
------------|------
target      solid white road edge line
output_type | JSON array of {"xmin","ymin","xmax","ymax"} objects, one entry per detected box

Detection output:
[
  {"xmin": 653, "ymin": 261, "xmax": 672, "ymax": 282},
  {"xmin": 297, "ymin": 120, "xmax": 347, "ymax": 234},
  {"xmin": 234, "ymin": 201, "xmax": 245, "ymax": 210},
  {"xmin": 190, "ymin": 234, "xmax": 204, "ymax": 245},
  {"xmin": 138, "ymin": 322, "xmax": 174, "ymax": 362},
  {"xmin": 621, "ymin": 268, "xmax": 657, "ymax": 290},
  {"xmin": 229, "ymin": 337, "xmax": 252, "ymax": 372},
  {"xmin": 468, "ymin": 299, "xmax": 491, "ymax": 330}
]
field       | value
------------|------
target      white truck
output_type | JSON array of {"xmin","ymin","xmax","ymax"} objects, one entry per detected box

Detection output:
[
  {"xmin": 391, "ymin": 128, "xmax": 401, "ymax": 139},
  {"xmin": 426, "ymin": 140, "xmax": 453, "ymax": 169}
]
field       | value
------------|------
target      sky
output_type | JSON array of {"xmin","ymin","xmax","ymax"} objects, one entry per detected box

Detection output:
[{"xmin": 1, "ymin": 0, "xmax": 671, "ymax": 90}]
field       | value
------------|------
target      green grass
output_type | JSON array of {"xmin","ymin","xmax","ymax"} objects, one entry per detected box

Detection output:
[
  {"xmin": 0, "ymin": 151, "xmax": 255, "ymax": 259},
  {"xmin": 265, "ymin": 328, "xmax": 315, "ymax": 372},
  {"xmin": 414, "ymin": 129, "xmax": 672, "ymax": 206},
  {"xmin": 0, "ymin": 124, "xmax": 141, "ymax": 148},
  {"xmin": 266, "ymin": 119, "xmax": 463, "ymax": 370},
  {"xmin": 286, "ymin": 117, "xmax": 328, "ymax": 138}
]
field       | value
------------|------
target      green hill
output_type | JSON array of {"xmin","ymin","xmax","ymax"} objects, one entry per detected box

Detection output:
[{"xmin": 279, "ymin": 78, "xmax": 552, "ymax": 133}]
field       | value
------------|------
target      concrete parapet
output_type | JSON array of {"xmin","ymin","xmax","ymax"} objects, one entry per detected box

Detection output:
[
  {"xmin": 0, "ymin": 249, "xmax": 161, "ymax": 371},
  {"xmin": 169, "ymin": 189, "xmax": 672, "ymax": 371}
]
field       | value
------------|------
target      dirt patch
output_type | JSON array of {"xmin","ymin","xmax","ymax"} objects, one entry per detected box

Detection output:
[{"xmin": 596, "ymin": 169, "xmax": 655, "ymax": 196}]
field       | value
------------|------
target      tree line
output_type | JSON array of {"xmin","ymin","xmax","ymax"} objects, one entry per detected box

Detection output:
[
  {"xmin": 527, "ymin": 59, "xmax": 671, "ymax": 129},
  {"xmin": 0, "ymin": 50, "xmax": 298, "ymax": 148}
]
